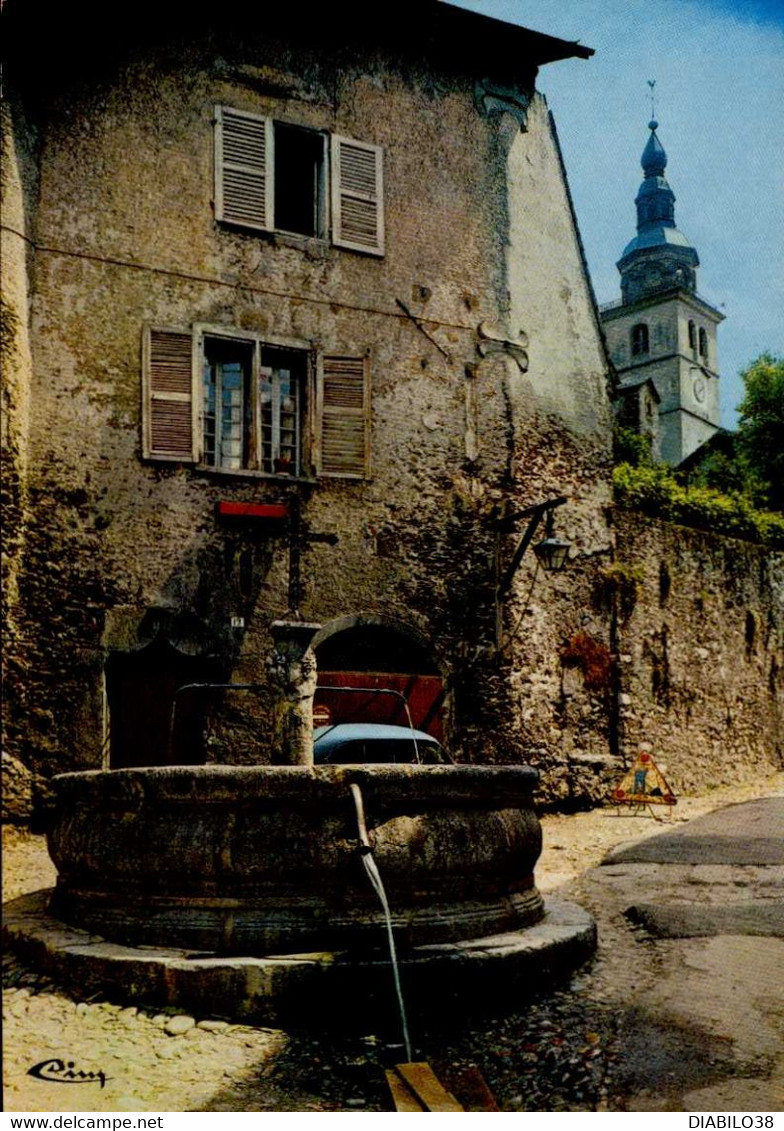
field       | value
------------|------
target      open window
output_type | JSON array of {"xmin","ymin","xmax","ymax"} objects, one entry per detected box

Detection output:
[
  {"xmin": 214, "ymin": 106, "xmax": 384, "ymax": 256},
  {"xmin": 143, "ymin": 326, "xmax": 371, "ymax": 479},
  {"xmin": 273, "ymin": 122, "xmax": 327, "ymax": 238}
]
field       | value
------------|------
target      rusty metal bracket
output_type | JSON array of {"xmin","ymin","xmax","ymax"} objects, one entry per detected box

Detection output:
[{"xmin": 395, "ymin": 298, "xmax": 452, "ymax": 362}]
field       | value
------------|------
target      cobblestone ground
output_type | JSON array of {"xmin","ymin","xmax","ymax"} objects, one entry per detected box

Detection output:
[{"xmin": 3, "ymin": 773, "xmax": 782, "ymax": 1113}]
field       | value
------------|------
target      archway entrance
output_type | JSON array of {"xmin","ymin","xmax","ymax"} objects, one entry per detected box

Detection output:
[{"xmin": 313, "ymin": 619, "xmax": 445, "ymax": 740}]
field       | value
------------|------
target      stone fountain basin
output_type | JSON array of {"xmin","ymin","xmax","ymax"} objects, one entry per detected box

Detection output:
[{"xmin": 46, "ymin": 764, "xmax": 543, "ymax": 956}]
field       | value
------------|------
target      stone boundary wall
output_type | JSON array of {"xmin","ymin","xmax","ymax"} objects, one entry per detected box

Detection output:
[
  {"xmin": 1, "ymin": 97, "xmax": 38, "ymax": 823},
  {"xmin": 613, "ymin": 509, "xmax": 783, "ymax": 796}
]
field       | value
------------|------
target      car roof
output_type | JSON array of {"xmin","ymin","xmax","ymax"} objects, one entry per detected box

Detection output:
[{"xmin": 313, "ymin": 723, "xmax": 441, "ymax": 750}]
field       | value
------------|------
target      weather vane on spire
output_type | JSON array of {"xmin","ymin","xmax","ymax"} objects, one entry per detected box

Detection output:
[{"xmin": 647, "ymin": 79, "xmax": 657, "ymax": 122}]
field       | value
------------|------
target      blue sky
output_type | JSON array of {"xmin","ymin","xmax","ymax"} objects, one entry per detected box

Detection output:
[{"xmin": 451, "ymin": 0, "xmax": 784, "ymax": 427}]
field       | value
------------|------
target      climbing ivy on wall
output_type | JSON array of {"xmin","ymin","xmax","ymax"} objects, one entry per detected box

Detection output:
[
  {"xmin": 613, "ymin": 462, "xmax": 784, "ymax": 548},
  {"xmin": 598, "ymin": 561, "xmax": 644, "ymax": 622}
]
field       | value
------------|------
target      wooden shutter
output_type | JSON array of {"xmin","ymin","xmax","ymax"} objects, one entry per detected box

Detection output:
[
  {"xmin": 142, "ymin": 328, "xmax": 197, "ymax": 461},
  {"xmin": 214, "ymin": 105, "xmax": 273, "ymax": 232},
  {"xmin": 331, "ymin": 136, "xmax": 384, "ymax": 256},
  {"xmin": 318, "ymin": 356, "xmax": 370, "ymax": 478}
]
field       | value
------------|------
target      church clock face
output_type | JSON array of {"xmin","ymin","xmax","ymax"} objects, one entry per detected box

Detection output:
[{"xmin": 693, "ymin": 376, "xmax": 706, "ymax": 403}]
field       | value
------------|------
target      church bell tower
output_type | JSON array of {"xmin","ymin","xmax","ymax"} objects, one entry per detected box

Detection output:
[{"xmin": 600, "ymin": 118, "xmax": 723, "ymax": 466}]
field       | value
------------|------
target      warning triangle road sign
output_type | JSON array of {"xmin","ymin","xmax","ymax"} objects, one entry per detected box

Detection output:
[{"xmin": 611, "ymin": 751, "xmax": 677, "ymax": 809}]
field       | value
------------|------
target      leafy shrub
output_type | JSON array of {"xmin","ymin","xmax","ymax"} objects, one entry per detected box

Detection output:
[
  {"xmin": 613, "ymin": 462, "xmax": 784, "ymax": 548},
  {"xmin": 737, "ymin": 353, "xmax": 784, "ymax": 513},
  {"xmin": 613, "ymin": 425, "xmax": 653, "ymax": 467}
]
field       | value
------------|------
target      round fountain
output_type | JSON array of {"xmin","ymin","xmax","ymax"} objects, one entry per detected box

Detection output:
[
  {"xmin": 47, "ymin": 763, "xmax": 545, "ymax": 955},
  {"xmin": 3, "ymin": 622, "xmax": 596, "ymax": 1027}
]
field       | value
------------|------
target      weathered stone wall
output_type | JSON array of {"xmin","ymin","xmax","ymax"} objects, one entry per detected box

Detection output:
[
  {"xmin": 500, "ymin": 509, "xmax": 783, "ymax": 809},
  {"xmin": 1, "ymin": 95, "xmax": 40, "ymax": 818},
  {"xmin": 490, "ymin": 96, "xmax": 617, "ymax": 804},
  {"xmin": 613, "ymin": 511, "xmax": 783, "ymax": 794},
  {"xmin": 500, "ymin": 423, "xmax": 617, "ymax": 807}
]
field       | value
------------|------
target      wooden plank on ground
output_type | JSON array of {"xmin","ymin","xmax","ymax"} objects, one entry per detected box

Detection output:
[
  {"xmin": 395, "ymin": 1062, "xmax": 464, "ymax": 1112},
  {"xmin": 385, "ymin": 1068, "xmax": 425, "ymax": 1112}
]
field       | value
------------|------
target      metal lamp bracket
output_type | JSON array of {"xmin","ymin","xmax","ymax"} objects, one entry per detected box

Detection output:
[{"xmin": 496, "ymin": 496, "xmax": 567, "ymax": 597}]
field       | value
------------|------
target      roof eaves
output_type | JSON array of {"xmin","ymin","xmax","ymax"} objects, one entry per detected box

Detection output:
[{"xmin": 435, "ymin": 2, "xmax": 595, "ymax": 65}]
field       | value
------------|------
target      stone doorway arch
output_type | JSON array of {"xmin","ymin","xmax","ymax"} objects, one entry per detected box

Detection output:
[{"xmin": 311, "ymin": 615, "xmax": 446, "ymax": 740}]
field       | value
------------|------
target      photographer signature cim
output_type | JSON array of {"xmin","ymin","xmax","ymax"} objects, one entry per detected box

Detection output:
[{"xmin": 27, "ymin": 1059, "xmax": 107, "ymax": 1088}]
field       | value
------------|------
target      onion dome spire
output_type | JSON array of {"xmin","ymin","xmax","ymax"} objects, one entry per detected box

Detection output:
[
  {"xmin": 636, "ymin": 120, "xmax": 675, "ymax": 230},
  {"xmin": 641, "ymin": 119, "xmax": 667, "ymax": 177},
  {"xmin": 617, "ymin": 117, "xmax": 699, "ymax": 304}
]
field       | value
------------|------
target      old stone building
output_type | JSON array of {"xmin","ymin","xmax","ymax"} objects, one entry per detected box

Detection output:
[
  {"xmin": 601, "ymin": 120, "xmax": 723, "ymax": 466},
  {"xmin": 2, "ymin": 2, "xmax": 620, "ymax": 814}
]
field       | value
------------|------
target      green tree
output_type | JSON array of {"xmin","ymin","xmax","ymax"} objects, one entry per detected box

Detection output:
[
  {"xmin": 612, "ymin": 425, "xmax": 653, "ymax": 467},
  {"xmin": 736, "ymin": 353, "xmax": 784, "ymax": 513},
  {"xmin": 686, "ymin": 444, "xmax": 767, "ymax": 506}
]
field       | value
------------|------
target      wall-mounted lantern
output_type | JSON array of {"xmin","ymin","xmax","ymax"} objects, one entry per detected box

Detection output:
[
  {"xmin": 533, "ymin": 509, "xmax": 571, "ymax": 572},
  {"xmin": 495, "ymin": 496, "xmax": 570, "ymax": 648},
  {"xmin": 497, "ymin": 495, "xmax": 569, "ymax": 597}
]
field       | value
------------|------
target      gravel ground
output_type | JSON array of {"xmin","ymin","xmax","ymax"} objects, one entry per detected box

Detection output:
[{"xmin": 3, "ymin": 772, "xmax": 782, "ymax": 1113}]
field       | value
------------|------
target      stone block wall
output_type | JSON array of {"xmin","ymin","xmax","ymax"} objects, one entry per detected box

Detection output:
[
  {"xmin": 612, "ymin": 510, "xmax": 783, "ymax": 795},
  {"xmin": 1, "ymin": 96, "xmax": 40, "ymax": 819}
]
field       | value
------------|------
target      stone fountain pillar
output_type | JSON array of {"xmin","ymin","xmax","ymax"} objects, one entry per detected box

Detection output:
[{"xmin": 268, "ymin": 620, "xmax": 321, "ymax": 766}]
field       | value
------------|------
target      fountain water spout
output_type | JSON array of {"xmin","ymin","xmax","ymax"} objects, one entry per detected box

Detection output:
[{"xmin": 349, "ymin": 782, "xmax": 413, "ymax": 1061}]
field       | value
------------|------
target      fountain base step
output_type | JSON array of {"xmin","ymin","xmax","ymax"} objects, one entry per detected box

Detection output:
[{"xmin": 3, "ymin": 890, "xmax": 596, "ymax": 1028}]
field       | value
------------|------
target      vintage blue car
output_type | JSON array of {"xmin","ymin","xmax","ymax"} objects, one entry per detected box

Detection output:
[{"xmin": 313, "ymin": 723, "xmax": 451, "ymax": 765}]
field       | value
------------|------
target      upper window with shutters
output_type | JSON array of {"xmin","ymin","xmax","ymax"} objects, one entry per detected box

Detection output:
[
  {"xmin": 142, "ymin": 326, "xmax": 371, "ymax": 481},
  {"xmin": 214, "ymin": 105, "xmax": 384, "ymax": 256}
]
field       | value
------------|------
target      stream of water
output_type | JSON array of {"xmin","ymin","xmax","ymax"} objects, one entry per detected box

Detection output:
[{"xmin": 350, "ymin": 783, "xmax": 413, "ymax": 1062}]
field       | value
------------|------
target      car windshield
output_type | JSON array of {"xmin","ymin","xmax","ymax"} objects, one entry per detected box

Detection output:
[
  {"xmin": 313, "ymin": 725, "xmax": 451, "ymax": 765},
  {"xmin": 320, "ymin": 738, "xmax": 447, "ymax": 764}
]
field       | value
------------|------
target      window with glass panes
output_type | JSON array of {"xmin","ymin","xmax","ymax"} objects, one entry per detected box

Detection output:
[
  {"xmin": 144, "ymin": 325, "xmax": 369, "ymax": 480},
  {"xmin": 259, "ymin": 347, "xmax": 303, "ymax": 475},
  {"xmin": 203, "ymin": 338, "xmax": 253, "ymax": 470},
  {"xmin": 202, "ymin": 337, "xmax": 305, "ymax": 474}
]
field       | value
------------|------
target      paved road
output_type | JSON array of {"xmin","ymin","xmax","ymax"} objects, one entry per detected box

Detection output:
[
  {"xmin": 605, "ymin": 798, "xmax": 784, "ymax": 867},
  {"xmin": 568, "ymin": 796, "xmax": 784, "ymax": 1111}
]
